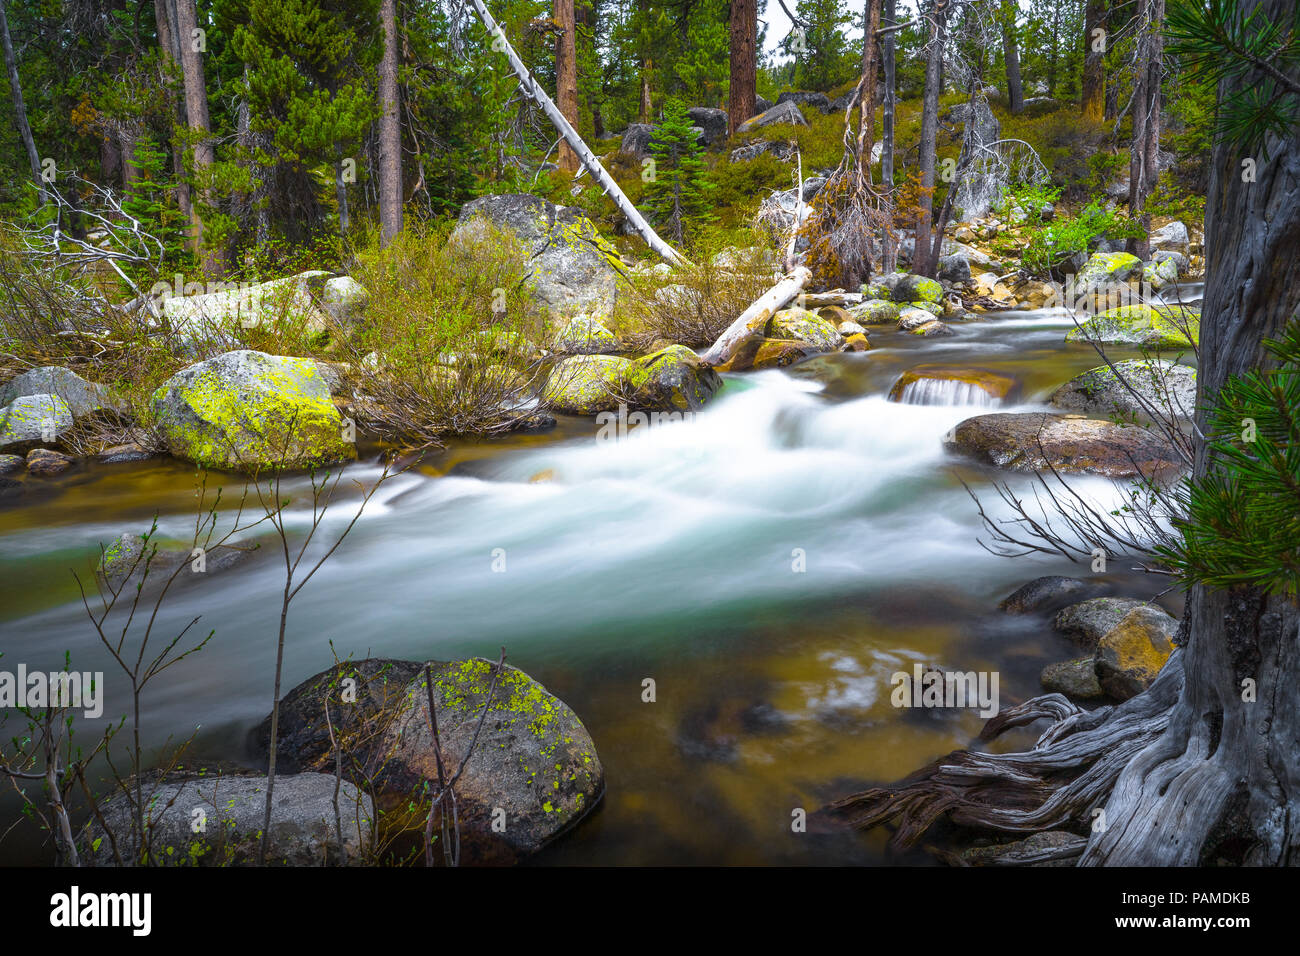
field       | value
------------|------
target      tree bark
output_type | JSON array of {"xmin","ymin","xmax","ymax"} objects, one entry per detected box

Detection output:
[
  {"xmin": 881, "ymin": 0, "xmax": 897, "ymax": 273},
  {"xmin": 727, "ymin": 0, "xmax": 757, "ymax": 136},
  {"xmin": 554, "ymin": 0, "xmax": 580, "ymax": 172},
  {"xmin": 1081, "ymin": 0, "xmax": 1107, "ymax": 122},
  {"xmin": 378, "ymin": 0, "xmax": 403, "ymax": 246},
  {"xmin": 172, "ymin": 0, "xmax": 217, "ymax": 272},
  {"xmin": 913, "ymin": 0, "xmax": 950, "ymax": 279},
  {"xmin": 1000, "ymin": 0, "xmax": 1023, "ymax": 114},
  {"xmin": 154, "ymin": 0, "xmax": 193, "ymax": 230},
  {"xmin": 1125, "ymin": 0, "xmax": 1164, "ymax": 260},
  {"xmin": 1085, "ymin": 0, "xmax": 1300, "ymax": 865},
  {"xmin": 0, "ymin": 0, "xmax": 45, "ymax": 206}
]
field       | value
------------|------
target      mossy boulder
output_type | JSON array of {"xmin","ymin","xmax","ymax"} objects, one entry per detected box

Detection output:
[
  {"xmin": 151, "ymin": 350, "xmax": 357, "ymax": 472},
  {"xmin": 849, "ymin": 298, "xmax": 901, "ymax": 325},
  {"xmin": 765, "ymin": 308, "xmax": 842, "ymax": 352},
  {"xmin": 624, "ymin": 345, "xmax": 720, "ymax": 411},
  {"xmin": 1095, "ymin": 605, "xmax": 1179, "ymax": 699},
  {"xmin": 1065, "ymin": 305, "xmax": 1200, "ymax": 349},
  {"xmin": 1050, "ymin": 359, "xmax": 1197, "ymax": 420},
  {"xmin": 540, "ymin": 354, "xmax": 631, "ymax": 414},
  {"xmin": 255, "ymin": 657, "xmax": 604, "ymax": 865},
  {"xmin": 0, "ymin": 393, "xmax": 73, "ymax": 453},
  {"xmin": 892, "ymin": 274, "xmax": 944, "ymax": 304},
  {"xmin": 1074, "ymin": 251, "xmax": 1143, "ymax": 286},
  {"xmin": 945, "ymin": 412, "xmax": 1182, "ymax": 479},
  {"xmin": 552, "ymin": 314, "xmax": 620, "ymax": 355}
]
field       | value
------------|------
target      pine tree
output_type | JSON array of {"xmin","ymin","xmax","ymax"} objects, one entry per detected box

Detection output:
[{"xmin": 643, "ymin": 98, "xmax": 715, "ymax": 244}]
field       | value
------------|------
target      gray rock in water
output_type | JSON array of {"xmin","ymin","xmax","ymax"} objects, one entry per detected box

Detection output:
[
  {"xmin": 453, "ymin": 193, "xmax": 619, "ymax": 318},
  {"xmin": 1050, "ymin": 359, "xmax": 1197, "ymax": 421},
  {"xmin": 0, "ymin": 393, "xmax": 73, "ymax": 453},
  {"xmin": 1040, "ymin": 658, "xmax": 1105, "ymax": 700},
  {"xmin": 82, "ymin": 772, "xmax": 373, "ymax": 866},
  {"xmin": 0, "ymin": 365, "xmax": 125, "ymax": 419},
  {"xmin": 1053, "ymin": 597, "xmax": 1153, "ymax": 649},
  {"xmin": 999, "ymin": 575, "xmax": 1096, "ymax": 614},
  {"xmin": 687, "ymin": 106, "xmax": 729, "ymax": 147},
  {"xmin": 737, "ymin": 99, "xmax": 809, "ymax": 133}
]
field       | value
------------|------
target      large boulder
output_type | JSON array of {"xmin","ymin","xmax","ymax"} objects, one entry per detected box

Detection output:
[
  {"xmin": 1149, "ymin": 221, "xmax": 1190, "ymax": 257},
  {"xmin": 619, "ymin": 123, "xmax": 654, "ymax": 159},
  {"xmin": 736, "ymin": 100, "xmax": 809, "ymax": 133},
  {"xmin": 1053, "ymin": 597, "xmax": 1154, "ymax": 649},
  {"xmin": 0, "ymin": 393, "xmax": 73, "ymax": 453},
  {"xmin": 687, "ymin": 107, "xmax": 729, "ymax": 147},
  {"xmin": 1065, "ymin": 304, "xmax": 1200, "ymax": 349},
  {"xmin": 453, "ymin": 193, "xmax": 621, "ymax": 317},
  {"xmin": 849, "ymin": 299, "xmax": 901, "ymax": 325},
  {"xmin": 1073, "ymin": 251, "xmax": 1143, "ymax": 287},
  {"xmin": 255, "ymin": 658, "xmax": 603, "ymax": 865},
  {"xmin": 766, "ymin": 308, "xmax": 842, "ymax": 352},
  {"xmin": 945, "ymin": 412, "xmax": 1183, "ymax": 479},
  {"xmin": 552, "ymin": 315, "xmax": 620, "ymax": 355},
  {"xmin": 540, "ymin": 354, "xmax": 633, "ymax": 414},
  {"xmin": 83, "ymin": 773, "xmax": 373, "ymax": 866},
  {"xmin": 151, "ymin": 350, "xmax": 356, "ymax": 472},
  {"xmin": 0, "ymin": 366, "xmax": 125, "ymax": 418},
  {"xmin": 1095, "ymin": 605, "xmax": 1178, "ymax": 699},
  {"xmin": 162, "ymin": 271, "xmax": 346, "ymax": 343},
  {"xmin": 624, "ymin": 346, "xmax": 721, "ymax": 411},
  {"xmin": 776, "ymin": 90, "xmax": 832, "ymax": 113},
  {"xmin": 891, "ymin": 274, "xmax": 944, "ymax": 304},
  {"xmin": 1050, "ymin": 359, "xmax": 1197, "ymax": 421}
]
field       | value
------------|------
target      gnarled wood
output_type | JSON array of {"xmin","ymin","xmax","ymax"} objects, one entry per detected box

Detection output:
[{"xmin": 699, "ymin": 267, "xmax": 810, "ymax": 367}]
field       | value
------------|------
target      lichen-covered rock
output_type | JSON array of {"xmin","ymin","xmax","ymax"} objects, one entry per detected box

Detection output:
[
  {"xmin": 999, "ymin": 575, "xmax": 1094, "ymax": 614},
  {"xmin": 892, "ymin": 274, "xmax": 944, "ymax": 304},
  {"xmin": 0, "ymin": 366, "xmax": 126, "ymax": 419},
  {"xmin": 945, "ymin": 412, "xmax": 1182, "ymax": 479},
  {"xmin": 849, "ymin": 299, "xmax": 901, "ymax": 325},
  {"xmin": 82, "ymin": 773, "xmax": 373, "ymax": 866},
  {"xmin": 0, "ymin": 393, "xmax": 73, "ymax": 453},
  {"xmin": 453, "ymin": 193, "xmax": 620, "ymax": 317},
  {"xmin": 1040, "ymin": 658, "xmax": 1105, "ymax": 699},
  {"xmin": 256, "ymin": 657, "xmax": 603, "ymax": 865},
  {"xmin": 624, "ymin": 345, "xmax": 720, "ymax": 411},
  {"xmin": 841, "ymin": 332, "xmax": 871, "ymax": 352},
  {"xmin": 1053, "ymin": 597, "xmax": 1154, "ymax": 649},
  {"xmin": 1095, "ymin": 605, "xmax": 1178, "ymax": 699},
  {"xmin": 890, "ymin": 366, "xmax": 1019, "ymax": 406},
  {"xmin": 540, "ymin": 354, "xmax": 632, "ymax": 414},
  {"xmin": 162, "ymin": 271, "xmax": 340, "ymax": 342},
  {"xmin": 1065, "ymin": 305, "xmax": 1200, "ymax": 349},
  {"xmin": 1074, "ymin": 251, "xmax": 1143, "ymax": 286},
  {"xmin": 552, "ymin": 315, "xmax": 620, "ymax": 355},
  {"xmin": 151, "ymin": 350, "xmax": 356, "ymax": 472},
  {"xmin": 1050, "ymin": 359, "xmax": 1197, "ymax": 421},
  {"xmin": 736, "ymin": 99, "xmax": 809, "ymax": 132},
  {"xmin": 898, "ymin": 307, "xmax": 938, "ymax": 331},
  {"xmin": 714, "ymin": 338, "xmax": 820, "ymax": 372},
  {"xmin": 766, "ymin": 308, "xmax": 842, "ymax": 352}
]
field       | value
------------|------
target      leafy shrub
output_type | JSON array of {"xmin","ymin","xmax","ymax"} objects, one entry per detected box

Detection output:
[{"xmin": 1022, "ymin": 201, "xmax": 1139, "ymax": 276}]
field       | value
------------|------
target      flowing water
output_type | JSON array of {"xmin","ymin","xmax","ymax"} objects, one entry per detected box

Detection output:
[{"xmin": 0, "ymin": 298, "xmax": 1195, "ymax": 865}]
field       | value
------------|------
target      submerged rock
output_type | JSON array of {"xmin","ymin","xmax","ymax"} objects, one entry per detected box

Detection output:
[
  {"xmin": 889, "ymin": 366, "xmax": 1019, "ymax": 406},
  {"xmin": 1065, "ymin": 305, "xmax": 1200, "ymax": 349},
  {"xmin": 25, "ymin": 447, "xmax": 74, "ymax": 477},
  {"xmin": 945, "ymin": 412, "xmax": 1183, "ymax": 479},
  {"xmin": 151, "ymin": 350, "xmax": 356, "ymax": 472},
  {"xmin": 999, "ymin": 575, "xmax": 1095, "ymax": 615},
  {"xmin": 83, "ymin": 773, "xmax": 372, "ymax": 866}
]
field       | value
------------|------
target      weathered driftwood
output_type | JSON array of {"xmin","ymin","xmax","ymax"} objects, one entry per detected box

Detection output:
[
  {"xmin": 466, "ymin": 0, "xmax": 685, "ymax": 267},
  {"xmin": 700, "ymin": 266, "xmax": 811, "ymax": 367}
]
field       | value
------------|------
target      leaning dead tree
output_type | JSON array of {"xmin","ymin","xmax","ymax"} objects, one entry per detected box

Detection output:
[{"xmin": 464, "ymin": 0, "xmax": 685, "ymax": 266}]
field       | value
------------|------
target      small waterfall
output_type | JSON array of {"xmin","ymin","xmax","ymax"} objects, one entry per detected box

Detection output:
[{"xmin": 895, "ymin": 377, "xmax": 1000, "ymax": 407}]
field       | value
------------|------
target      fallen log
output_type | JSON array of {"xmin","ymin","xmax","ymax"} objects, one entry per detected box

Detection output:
[{"xmin": 700, "ymin": 266, "xmax": 812, "ymax": 367}]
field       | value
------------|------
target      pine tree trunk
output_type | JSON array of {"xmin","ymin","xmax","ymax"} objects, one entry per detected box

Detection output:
[
  {"xmin": 172, "ymin": 0, "xmax": 217, "ymax": 273},
  {"xmin": 1000, "ymin": 0, "xmax": 1023, "ymax": 114},
  {"xmin": 857, "ymin": 0, "xmax": 881, "ymax": 180},
  {"xmin": 155, "ymin": 0, "xmax": 194, "ymax": 246},
  {"xmin": 1125, "ymin": 0, "xmax": 1163, "ymax": 260},
  {"xmin": 0, "ymin": 0, "xmax": 45, "ymax": 206},
  {"xmin": 1085, "ymin": 0, "xmax": 1300, "ymax": 863},
  {"xmin": 727, "ymin": 0, "xmax": 757, "ymax": 136},
  {"xmin": 913, "ymin": 0, "xmax": 950, "ymax": 279},
  {"xmin": 378, "ymin": 0, "xmax": 403, "ymax": 245},
  {"xmin": 1081, "ymin": 0, "xmax": 1106, "ymax": 122},
  {"xmin": 555, "ymin": 0, "xmax": 580, "ymax": 172}
]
